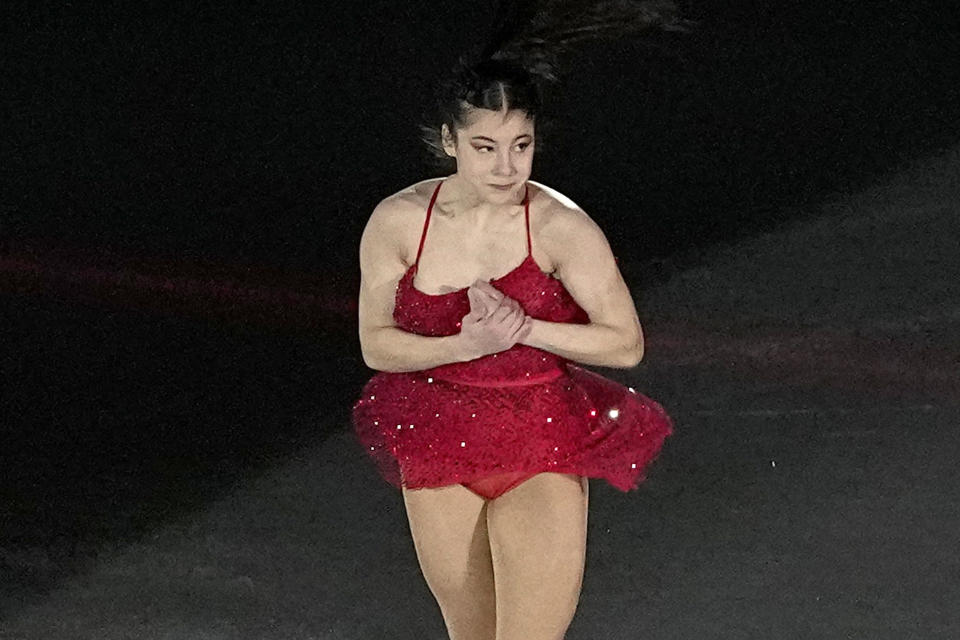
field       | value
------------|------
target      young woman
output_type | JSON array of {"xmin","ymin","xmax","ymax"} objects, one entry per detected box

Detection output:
[{"xmin": 353, "ymin": 2, "xmax": 686, "ymax": 638}]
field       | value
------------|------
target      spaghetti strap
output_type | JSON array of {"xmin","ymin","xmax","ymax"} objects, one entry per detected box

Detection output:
[
  {"xmin": 414, "ymin": 180, "xmax": 443, "ymax": 268},
  {"xmin": 524, "ymin": 183, "xmax": 532, "ymax": 256},
  {"xmin": 353, "ymin": 177, "xmax": 674, "ymax": 499},
  {"xmin": 417, "ymin": 179, "xmax": 530, "ymax": 266}
]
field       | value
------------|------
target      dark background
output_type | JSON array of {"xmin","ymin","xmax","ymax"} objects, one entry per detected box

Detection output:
[
  {"xmin": 2, "ymin": 0, "xmax": 960, "ymax": 621},
  {"xmin": 3, "ymin": 1, "xmax": 958, "ymax": 280}
]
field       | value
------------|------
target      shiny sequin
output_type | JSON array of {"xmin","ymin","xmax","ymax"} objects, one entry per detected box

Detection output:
[{"xmin": 350, "ymin": 181, "xmax": 673, "ymax": 493}]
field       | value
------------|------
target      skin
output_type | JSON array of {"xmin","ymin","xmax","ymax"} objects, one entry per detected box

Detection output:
[
  {"xmin": 359, "ymin": 102, "xmax": 644, "ymax": 638},
  {"xmin": 438, "ymin": 107, "xmax": 536, "ymax": 351},
  {"xmin": 357, "ymin": 104, "xmax": 644, "ymax": 371},
  {"xmin": 434, "ymin": 105, "xmax": 644, "ymax": 368}
]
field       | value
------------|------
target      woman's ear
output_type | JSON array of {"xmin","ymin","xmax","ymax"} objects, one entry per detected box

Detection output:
[{"xmin": 441, "ymin": 124, "xmax": 457, "ymax": 158}]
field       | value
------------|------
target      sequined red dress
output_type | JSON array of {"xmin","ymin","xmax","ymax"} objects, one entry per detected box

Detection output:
[{"xmin": 352, "ymin": 179, "xmax": 673, "ymax": 499}]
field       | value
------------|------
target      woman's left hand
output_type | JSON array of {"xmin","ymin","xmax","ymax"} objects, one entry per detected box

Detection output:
[
  {"xmin": 471, "ymin": 280, "xmax": 533, "ymax": 345},
  {"xmin": 470, "ymin": 279, "xmax": 505, "ymax": 308}
]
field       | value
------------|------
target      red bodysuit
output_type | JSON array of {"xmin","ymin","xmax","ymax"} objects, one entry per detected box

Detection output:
[{"xmin": 352, "ymin": 179, "xmax": 673, "ymax": 499}]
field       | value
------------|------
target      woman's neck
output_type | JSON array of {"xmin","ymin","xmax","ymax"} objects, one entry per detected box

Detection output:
[{"xmin": 439, "ymin": 174, "xmax": 525, "ymax": 221}]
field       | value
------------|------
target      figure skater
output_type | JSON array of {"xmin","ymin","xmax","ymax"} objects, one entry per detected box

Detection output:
[{"xmin": 353, "ymin": 2, "xmax": 687, "ymax": 638}]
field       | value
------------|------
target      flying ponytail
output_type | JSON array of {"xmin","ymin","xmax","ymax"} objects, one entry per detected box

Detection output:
[
  {"xmin": 479, "ymin": 0, "xmax": 689, "ymax": 85},
  {"xmin": 420, "ymin": 0, "xmax": 691, "ymax": 169}
]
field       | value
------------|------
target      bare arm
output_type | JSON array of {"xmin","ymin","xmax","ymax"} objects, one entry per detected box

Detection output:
[
  {"xmin": 517, "ymin": 206, "xmax": 644, "ymax": 368},
  {"xmin": 357, "ymin": 197, "xmax": 528, "ymax": 372},
  {"xmin": 358, "ymin": 198, "xmax": 469, "ymax": 372}
]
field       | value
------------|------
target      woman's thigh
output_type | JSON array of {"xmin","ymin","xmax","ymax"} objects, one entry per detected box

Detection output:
[
  {"xmin": 401, "ymin": 483, "xmax": 496, "ymax": 607},
  {"xmin": 485, "ymin": 473, "xmax": 589, "ymax": 638}
]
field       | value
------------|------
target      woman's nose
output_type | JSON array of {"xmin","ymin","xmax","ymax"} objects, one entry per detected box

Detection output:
[{"xmin": 493, "ymin": 151, "xmax": 517, "ymax": 176}]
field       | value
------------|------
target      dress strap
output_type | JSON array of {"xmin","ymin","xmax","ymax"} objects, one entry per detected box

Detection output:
[
  {"xmin": 523, "ymin": 183, "xmax": 532, "ymax": 257},
  {"xmin": 417, "ymin": 180, "xmax": 529, "ymax": 265},
  {"xmin": 414, "ymin": 180, "xmax": 443, "ymax": 268}
]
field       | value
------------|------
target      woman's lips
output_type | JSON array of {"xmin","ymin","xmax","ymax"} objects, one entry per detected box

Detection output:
[{"xmin": 489, "ymin": 183, "xmax": 514, "ymax": 190}]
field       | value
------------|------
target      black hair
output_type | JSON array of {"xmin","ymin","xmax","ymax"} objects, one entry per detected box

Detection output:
[{"xmin": 419, "ymin": 0, "xmax": 691, "ymax": 172}]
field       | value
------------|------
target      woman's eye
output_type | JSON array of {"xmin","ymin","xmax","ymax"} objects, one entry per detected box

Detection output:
[{"xmin": 476, "ymin": 143, "xmax": 530, "ymax": 153}]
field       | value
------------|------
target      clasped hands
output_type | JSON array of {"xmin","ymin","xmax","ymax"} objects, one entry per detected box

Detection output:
[{"xmin": 460, "ymin": 279, "xmax": 533, "ymax": 357}]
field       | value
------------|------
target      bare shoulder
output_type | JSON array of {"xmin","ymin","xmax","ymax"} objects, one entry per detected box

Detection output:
[
  {"xmin": 363, "ymin": 178, "xmax": 439, "ymax": 264},
  {"xmin": 528, "ymin": 181, "xmax": 605, "ymax": 253},
  {"xmin": 365, "ymin": 180, "xmax": 429, "ymax": 232},
  {"xmin": 391, "ymin": 177, "xmax": 444, "ymax": 209}
]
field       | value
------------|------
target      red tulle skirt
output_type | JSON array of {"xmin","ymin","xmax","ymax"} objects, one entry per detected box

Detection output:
[{"xmin": 352, "ymin": 363, "xmax": 673, "ymax": 494}]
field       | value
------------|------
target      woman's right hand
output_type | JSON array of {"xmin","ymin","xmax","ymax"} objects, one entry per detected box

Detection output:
[{"xmin": 459, "ymin": 282, "xmax": 531, "ymax": 359}]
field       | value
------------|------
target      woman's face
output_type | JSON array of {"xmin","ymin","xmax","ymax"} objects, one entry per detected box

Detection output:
[{"xmin": 442, "ymin": 107, "xmax": 535, "ymax": 204}]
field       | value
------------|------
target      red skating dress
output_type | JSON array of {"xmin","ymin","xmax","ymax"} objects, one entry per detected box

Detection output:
[{"xmin": 352, "ymin": 179, "xmax": 673, "ymax": 499}]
